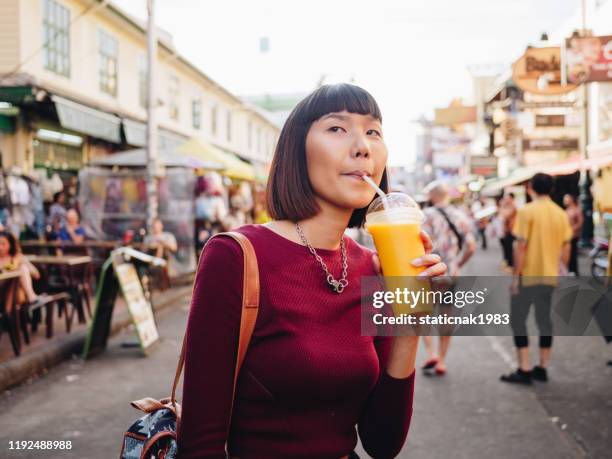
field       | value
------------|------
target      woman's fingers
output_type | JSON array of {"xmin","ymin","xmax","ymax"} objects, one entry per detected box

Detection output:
[
  {"xmin": 417, "ymin": 262, "xmax": 448, "ymax": 279},
  {"xmin": 419, "ymin": 230, "xmax": 433, "ymax": 253},
  {"xmin": 411, "ymin": 253, "xmax": 441, "ymax": 267}
]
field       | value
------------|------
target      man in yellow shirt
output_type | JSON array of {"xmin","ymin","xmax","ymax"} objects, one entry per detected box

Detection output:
[{"xmin": 501, "ymin": 173, "xmax": 572, "ymax": 385}]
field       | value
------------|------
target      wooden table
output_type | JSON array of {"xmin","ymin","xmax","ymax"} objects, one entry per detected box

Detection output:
[{"xmin": 26, "ymin": 255, "xmax": 93, "ymax": 324}]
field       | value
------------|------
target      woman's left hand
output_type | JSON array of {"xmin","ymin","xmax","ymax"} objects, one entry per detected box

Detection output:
[{"xmin": 371, "ymin": 230, "xmax": 447, "ymax": 279}]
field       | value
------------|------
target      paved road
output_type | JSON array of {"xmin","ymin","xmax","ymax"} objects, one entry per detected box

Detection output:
[{"xmin": 1, "ymin": 245, "xmax": 610, "ymax": 458}]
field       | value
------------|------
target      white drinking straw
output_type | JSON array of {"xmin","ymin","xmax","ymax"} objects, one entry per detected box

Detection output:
[{"xmin": 362, "ymin": 175, "xmax": 389, "ymax": 209}]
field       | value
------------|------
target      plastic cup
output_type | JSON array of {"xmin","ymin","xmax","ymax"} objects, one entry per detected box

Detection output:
[{"xmin": 365, "ymin": 193, "xmax": 432, "ymax": 315}]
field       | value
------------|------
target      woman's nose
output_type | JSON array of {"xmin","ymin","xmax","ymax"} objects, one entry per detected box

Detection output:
[{"xmin": 350, "ymin": 136, "xmax": 370, "ymax": 159}]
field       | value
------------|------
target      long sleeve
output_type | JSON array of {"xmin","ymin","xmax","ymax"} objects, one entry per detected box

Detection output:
[
  {"xmin": 177, "ymin": 237, "xmax": 244, "ymax": 458},
  {"xmin": 357, "ymin": 335, "xmax": 415, "ymax": 459}
]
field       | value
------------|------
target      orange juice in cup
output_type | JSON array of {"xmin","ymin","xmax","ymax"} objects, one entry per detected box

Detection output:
[{"xmin": 365, "ymin": 193, "xmax": 432, "ymax": 315}]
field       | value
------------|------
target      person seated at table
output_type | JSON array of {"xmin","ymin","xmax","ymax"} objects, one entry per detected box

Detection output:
[
  {"xmin": 0, "ymin": 231, "xmax": 40, "ymax": 303},
  {"xmin": 144, "ymin": 218, "xmax": 178, "ymax": 259},
  {"xmin": 58, "ymin": 209, "xmax": 86, "ymax": 243}
]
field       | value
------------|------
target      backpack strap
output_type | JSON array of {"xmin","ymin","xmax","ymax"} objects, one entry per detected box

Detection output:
[
  {"xmin": 170, "ymin": 231, "xmax": 260, "ymax": 420},
  {"xmin": 435, "ymin": 206, "xmax": 464, "ymax": 252}
]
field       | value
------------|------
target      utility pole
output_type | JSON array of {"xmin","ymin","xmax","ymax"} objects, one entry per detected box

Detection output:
[
  {"xmin": 146, "ymin": 0, "xmax": 159, "ymax": 234},
  {"xmin": 579, "ymin": 0, "xmax": 594, "ymax": 247}
]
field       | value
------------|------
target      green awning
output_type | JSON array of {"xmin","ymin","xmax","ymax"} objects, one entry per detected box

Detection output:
[
  {"xmin": 0, "ymin": 86, "xmax": 35, "ymax": 105},
  {"xmin": 52, "ymin": 95, "xmax": 122, "ymax": 143},
  {"xmin": 0, "ymin": 115, "xmax": 15, "ymax": 133}
]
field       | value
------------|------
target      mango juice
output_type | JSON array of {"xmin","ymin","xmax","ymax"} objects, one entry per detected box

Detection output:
[
  {"xmin": 366, "ymin": 222, "xmax": 425, "ymax": 277},
  {"xmin": 365, "ymin": 193, "xmax": 432, "ymax": 316}
]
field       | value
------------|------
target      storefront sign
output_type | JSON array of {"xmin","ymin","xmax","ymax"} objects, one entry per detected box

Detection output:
[
  {"xmin": 522, "ymin": 138, "xmax": 579, "ymax": 151},
  {"xmin": 114, "ymin": 262, "xmax": 159, "ymax": 349},
  {"xmin": 535, "ymin": 114, "xmax": 565, "ymax": 127},
  {"xmin": 470, "ymin": 155, "xmax": 498, "ymax": 177},
  {"xmin": 83, "ymin": 251, "xmax": 160, "ymax": 359},
  {"xmin": 512, "ymin": 47, "xmax": 578, "ymax": 95},
  {"xmin": 433, "ymin": 151, "xmax": 464, "ymax": 169},
  {"xmin": 434, "ymin": 105, "xmax": 477, "ymax": 126},
  {"xmin": 566, "ymin": 35, "xmax": 612, "ymax": 83}
]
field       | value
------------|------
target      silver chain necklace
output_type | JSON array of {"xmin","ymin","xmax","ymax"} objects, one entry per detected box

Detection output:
[{"xmin": 295, "ymin": 222, "xmax": 348, "ymax": 293}]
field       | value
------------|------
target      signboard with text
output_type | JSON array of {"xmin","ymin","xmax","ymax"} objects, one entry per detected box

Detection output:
[
  {"xmin": 512, "ymin": 47, "xmax": 578, "ymax": 95},
  {"xmin": 566, "ymin": 35, "xmax": 612, "ymax": 83},
  {"xmin": 522, "ymin": 138, "xmax": 579, "ymax": 151}
]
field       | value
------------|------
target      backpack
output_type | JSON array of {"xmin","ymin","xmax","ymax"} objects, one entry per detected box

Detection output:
[{"xmin": 119, "ymin": 231, "xmax": 260, "ymax": 459}]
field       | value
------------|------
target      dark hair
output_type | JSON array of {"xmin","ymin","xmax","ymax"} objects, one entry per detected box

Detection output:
[
  {"xmin": 530, "ymin": 173, "xmax": 553, "ymax": 195},
  {"xmin": 0, "ymin": 231, "xmax": 19, "ymax": 257},
  {"xmin": 53, "ymin": 192, "xmax": 64, "ymax": 203},
  {"xmin": 507, "ymin": 192, "xmax": 515, "ymax": 199},
  {"xmin": 266, "ymin": 83, "xmax": 388, "ymax": 228}
]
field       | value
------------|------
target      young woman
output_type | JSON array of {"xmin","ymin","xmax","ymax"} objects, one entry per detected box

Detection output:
[
  {"xmin": 178, "ymin": 84, "xmax": 447, "ymax": 458},
  {"xmin": 0, "ymin": 231, "xmax": 40, "ymax": 304}
]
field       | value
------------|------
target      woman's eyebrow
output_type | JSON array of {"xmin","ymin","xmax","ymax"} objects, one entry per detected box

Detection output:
[{"xmin": 321, "ymin": 113, "xmax": 349, "ymax": 121}]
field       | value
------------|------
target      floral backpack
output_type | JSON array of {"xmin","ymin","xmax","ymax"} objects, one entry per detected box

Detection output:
[{"xmin": 120, "ymin": 231, "xmax": 260, "ymax": 459}]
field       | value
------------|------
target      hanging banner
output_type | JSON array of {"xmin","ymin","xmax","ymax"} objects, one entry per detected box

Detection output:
[
  {"xmin": 512, "ymin": 47, "xmax": 578, "ymax": 95},
  {"xmin": 566, "ymin": 35, "xmax": 612, "ymax": 83}
]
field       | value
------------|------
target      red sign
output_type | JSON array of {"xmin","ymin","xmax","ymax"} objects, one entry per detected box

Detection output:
[{"xmin": 566, "ymin": 35, "xmax": 612, "ymax": 83}]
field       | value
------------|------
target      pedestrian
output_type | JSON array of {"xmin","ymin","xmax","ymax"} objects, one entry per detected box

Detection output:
[
  {"xmin": 58, "ymin": 209, "xmax": 86, "ymax": 243},
  {"xmin": 47, "ymin": 191, "xmax": 67, "ymax": 238},
  {"xmin": 144, "ymin": 218, "xmax": 178, "ymax": 260},
  {"xmin": 499, "ymin": 192, "xmax": 517, "ymax": 270},
  {"xmin": 471, "ymin": 195, "xmax": 489, "ymax": 250},
  {"xmin": 501, "ymin": 173, "xmax": 573, "ymax": 385},
  {"xmin": 0, "ymin": 230, "xmax": 41, "ymax": 304},
  {"xmin": 420, "ymin": 181, "xmax": 477, "ymax": 376},
  {"xmin": 177, "ymin": 84, "xmax": 447, "ymax": 458},
  {"xmin": 563, "ymin": 194, "xmax": 583, "ymax": 275}
]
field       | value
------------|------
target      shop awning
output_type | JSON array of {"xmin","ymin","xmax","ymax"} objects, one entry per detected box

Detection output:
[
  {"xmin": 176, "ymin": 138, "xmax": 255, "ymax": 180},
  {"xmin": 52, "ymin": 95, "xmax": 122, "ymax": 143},
  {"xmin": 481, "ymin": 167, "xmax": 538, "ymax": 196},
  {"xmin": 123, "ymin": 119, "xmax": 188, "ymax": 151},
  {"xmin": 542, "ymin": 153, "xmax": 612, "ymax": 176},
  {"xmin": 89, "ymin": 148, "xmax": 222, "ymax": 169}
]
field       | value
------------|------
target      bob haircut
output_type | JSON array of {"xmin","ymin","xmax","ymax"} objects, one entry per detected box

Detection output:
[
  {"xmin": 266, "ymin": 83, "xmax": 388, "ymax": 228},
  {"xmin": 0, "ymin": 231, "xmax": 20, "ymax": 257}
]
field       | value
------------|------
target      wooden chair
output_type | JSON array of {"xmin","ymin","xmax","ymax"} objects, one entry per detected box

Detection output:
[{"xmin": 19, "ymin": 292, "xmax": 72, "ymax": 343}]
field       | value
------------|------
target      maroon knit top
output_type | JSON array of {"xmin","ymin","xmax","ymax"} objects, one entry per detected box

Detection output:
[{"xmin": 177, "ymin": 224, "xmax": 415, "ymax": 458}]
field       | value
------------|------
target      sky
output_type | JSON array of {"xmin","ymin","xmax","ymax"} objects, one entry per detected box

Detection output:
[{"xmin": 112, "ymin": 0, "xmax": 584, "ymax": 166}]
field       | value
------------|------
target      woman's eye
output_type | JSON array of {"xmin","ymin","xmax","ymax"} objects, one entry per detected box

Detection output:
[
  {"xmin": 329, "ymin": 126, "xmax": 345, "ymax": 133},
  {"xmin": 367, "ymin": 129, "xmax": 382, "ymax": 136}
]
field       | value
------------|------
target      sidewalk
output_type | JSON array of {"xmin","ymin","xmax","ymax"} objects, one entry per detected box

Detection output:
[{"xmin": 0, "ymin": 284, "xmax": 192, "ymax": 392}]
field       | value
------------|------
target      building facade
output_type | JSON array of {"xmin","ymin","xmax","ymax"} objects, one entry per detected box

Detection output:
[{"xmin": 0, "ymin": 0, "xmax": 279, "ymax": 176}]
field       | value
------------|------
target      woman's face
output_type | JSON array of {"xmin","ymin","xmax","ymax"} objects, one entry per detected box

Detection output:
[
  {"xmin": 305, "ymin": 110, "xmax": 387, "ymax": 212},
  {"xmin": 0, "ymin": 237, "xmax": 10, "ymax": 257}
]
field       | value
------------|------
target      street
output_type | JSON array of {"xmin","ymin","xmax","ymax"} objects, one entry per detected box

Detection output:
[{"xmin": 1, "ymin": 244, "xmax": 611, "ymax": 459}]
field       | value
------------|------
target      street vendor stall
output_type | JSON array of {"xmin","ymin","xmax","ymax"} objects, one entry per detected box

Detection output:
[{"xmin": 79, "ymin": 149, "xmax": 221, "ymax": 277}]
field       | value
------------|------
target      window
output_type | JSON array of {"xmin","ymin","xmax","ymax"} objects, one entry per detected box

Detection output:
[
  {"xmin": 43, "ymin": 0, "xmax": 71, "ymax": 77},
  {"xmin": 247, "ymin": 120, "xmax": 252, "ymax": 149},
  {"xmin": 226, "ymin": 111, "xmax": 232, "ymax": 142},
  {"xmin": 138, "ymin": 55, "xmax": 147, "ymax": 108},
  {"xmin": 168, "ymin": 74, "xmax": 180, "ymax": 120},
  {"xmin": 99, "ymin": 29, "xmax": 118, "ymax": 96},
  {"xmin": 192, "ymin": 98, "xmax": 202, "ymax": 130},
  {"xmin": 211, "ymin": 105, "xmax": 218, "ymax": 136}
]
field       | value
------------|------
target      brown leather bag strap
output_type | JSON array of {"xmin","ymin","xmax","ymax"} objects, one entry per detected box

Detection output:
[{"xmin": 170, "ymin": 231, "xmax": 260, "ymax": 411}]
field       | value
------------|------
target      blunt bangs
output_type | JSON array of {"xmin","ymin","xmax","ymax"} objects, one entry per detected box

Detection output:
[{"xmin": 300, "ymin": 84, "xmax": 382, "ymax": 126}]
